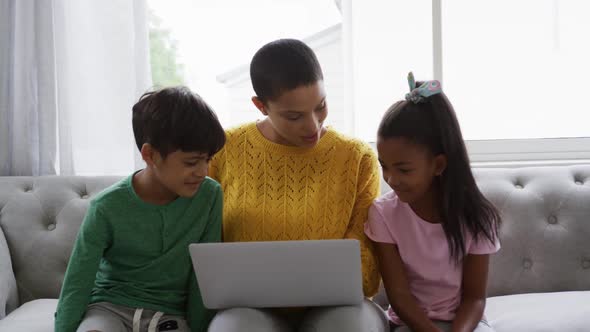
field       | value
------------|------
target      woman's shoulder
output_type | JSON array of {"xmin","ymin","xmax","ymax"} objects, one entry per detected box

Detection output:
[
  {"xmin": 326, "ymin": 128, "xmax": 374, "ymax": 156},
  {"xmin": 224, "ymin": 122, "xmax": 255, "ymax": 139}
]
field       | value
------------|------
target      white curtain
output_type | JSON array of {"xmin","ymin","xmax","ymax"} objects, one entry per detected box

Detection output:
[{"xmin": 0, "ymin": 0, "xmax": 151, "ymax": 176}]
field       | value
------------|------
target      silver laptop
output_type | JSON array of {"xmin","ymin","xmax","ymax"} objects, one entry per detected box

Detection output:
[{"xmin": 188, "ymin": 239, "xmax": 363, "ymax": 309}]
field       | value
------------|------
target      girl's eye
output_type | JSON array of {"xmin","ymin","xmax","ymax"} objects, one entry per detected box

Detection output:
[
  {"xmin": 185, "ymin": 162, "xmax": 197, "ymax": 167},
  {"xmin": 399, "ymin": 169, "xmax": 412, "ymax": 174},
  {"xmin": 285, "ymin": 113, "xmax": 301, "ymax": 121}
]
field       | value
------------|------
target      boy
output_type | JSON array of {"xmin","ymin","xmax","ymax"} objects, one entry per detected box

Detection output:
[{"xmin": 55, "ymin": 86, "xmax": 225, "ymax": 332}]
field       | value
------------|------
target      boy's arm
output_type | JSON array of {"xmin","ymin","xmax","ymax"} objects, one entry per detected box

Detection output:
[
  {"xmin": 54, "ymin": 202, "xmax": 110, "ymax": 332},
  {"xmin": 343, "ymin": 151, "xmax": 381, "ymax": 297},
  {"xmin": 186, "ymin": 184, "xmax": 222, "ymax": 332},
  {"xmin": 451, "ymin": 254, "xmax": 490, "ymax": 332}
]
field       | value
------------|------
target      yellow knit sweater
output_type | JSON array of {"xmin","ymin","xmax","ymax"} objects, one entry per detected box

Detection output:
[{"xmin": 209, "ymin": 122, "xmax": 380, "ymax": 296}]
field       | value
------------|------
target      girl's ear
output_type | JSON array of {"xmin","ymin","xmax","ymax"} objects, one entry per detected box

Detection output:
[
  {"xmin": 251, "ymin": 96, "xmax": 268, "ymax": 115},
  {"xmin": 434, "ymin": 154, "xmax": 447, "ymax": 176}
]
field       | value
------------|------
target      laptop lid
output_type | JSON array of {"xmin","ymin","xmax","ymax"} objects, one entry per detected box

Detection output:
[{"xmin": 189, "ymin": 239, "xmax": 364, "ymax": 309}]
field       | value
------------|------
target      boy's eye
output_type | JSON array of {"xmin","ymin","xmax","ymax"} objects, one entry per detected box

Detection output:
[
  {"xmin": 399, "ymin": 169, "xmax": 412, "ymax": 174},
  {"xmin": 184, "ymin": 157, "xmax": 211, "ymax": 167}
]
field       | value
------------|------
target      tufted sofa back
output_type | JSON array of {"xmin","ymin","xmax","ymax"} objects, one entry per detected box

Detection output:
[
  {"xmin": 378, "ymin": 165, "xmax": 590, "ymax": 297},
  {"xmin": 0, "ymin": 176, "xmax": 121, "ymax": 308},
  {"xmin": 472, "ymin": 166, "xmax": 590, "ymax": 296},
  {"xmin": 0, "ymin": 165, "xmax": 589, "ymax": 310}
]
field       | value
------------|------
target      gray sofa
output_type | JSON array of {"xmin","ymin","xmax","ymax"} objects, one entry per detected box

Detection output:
[{"xmin": 0, "ymin": 165, "xmax": 589, "ymax": 331}]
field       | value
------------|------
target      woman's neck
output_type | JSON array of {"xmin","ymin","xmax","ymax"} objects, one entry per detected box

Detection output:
[{"xmin": 256, "ymin": 118, "xmax": 327, "ymax": 146}]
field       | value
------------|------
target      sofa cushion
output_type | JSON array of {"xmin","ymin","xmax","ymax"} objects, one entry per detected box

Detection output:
[
  {"xmin": 0, "ymin": 298, "xmax": 57, "ymax": 331},
  {"xmin": 485, "ymin": 291, "xmax": 590, "ymax": 332}
]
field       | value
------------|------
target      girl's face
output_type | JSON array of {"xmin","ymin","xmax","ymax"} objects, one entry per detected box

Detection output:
[
  {"xmin": 252, "ymin": 81, "xmax": 328, "ymax": 148},
  {"xmin": 377, "ymin": 136, "xmax": 446, "ymax": 204}
]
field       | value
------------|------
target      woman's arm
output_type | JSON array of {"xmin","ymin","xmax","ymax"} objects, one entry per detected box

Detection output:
[
  {"xmin": 375, "ymin": 242, "xmax": 442, "ymax": 332},
  {"xmin": 344, "ymin": 151, "xmax": 381, "ymax": 296},
  {"xmin": 451, "ymin": 254, "xmax": 490, "ymax": 332}
]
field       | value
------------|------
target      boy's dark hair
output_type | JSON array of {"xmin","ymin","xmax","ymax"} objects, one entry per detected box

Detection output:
[
  {"xmin": 132, "ymin": 86, "xmax": 225, "ymax": 158},
  {"xmin": 378, "ymin": 88, "xmax": 501, "ymax": 263},
  {"xmin": 250, "ymin": 39, "xmax": 323, "ymax": 103}
]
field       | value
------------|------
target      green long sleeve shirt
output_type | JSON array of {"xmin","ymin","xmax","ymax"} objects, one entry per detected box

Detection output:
[{"xmin": 54, "ymin": 174, "xmax": 222, "ymax": 332}]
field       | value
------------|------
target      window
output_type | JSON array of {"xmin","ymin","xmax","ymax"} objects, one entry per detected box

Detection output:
[
  {"xmin": 148, "ymin": 0, "xmax": 590, "ymax": 164},
  {"xmin": 147, "ymin": 0, "xmax": 342, "ymax": 129},
  {"xmin": 443, "ymin": 0, "xmax": 590, "ymax": 141}
]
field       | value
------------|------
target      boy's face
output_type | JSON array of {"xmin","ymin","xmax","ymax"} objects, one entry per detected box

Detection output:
[
  {"xmin": 254, "ymin": 81, "xmax": 328, "ymax": 148},
  {"xmin": 152, "ymin": 149, "xmax": 210, "ymax": 198}
]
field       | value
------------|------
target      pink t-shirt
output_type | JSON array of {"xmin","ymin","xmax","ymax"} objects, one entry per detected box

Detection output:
[{"xmin": 364, "ymin": 191, "xmax": 500, "ymax": 325}]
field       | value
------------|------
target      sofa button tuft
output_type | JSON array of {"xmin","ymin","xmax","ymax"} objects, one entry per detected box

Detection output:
[
  {"xmin": 523, "ymin": 259, "xmax": 533, "ymax": 269},
  {"xmin": 47, "ymin": 223, "xmax": 56, "ymax": 231},
  {"xmin": 548, "ymin": 215, "xmax": 558, "ymax": 224},
  {"xmin": 582, "ymin": 259, "xmax": 590, "ymax": 269}
]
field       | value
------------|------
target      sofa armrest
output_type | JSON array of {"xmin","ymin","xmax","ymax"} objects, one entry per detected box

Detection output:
[{"xmin": 0, "ymin": 226, "xmax": 18, "ymax": 319}]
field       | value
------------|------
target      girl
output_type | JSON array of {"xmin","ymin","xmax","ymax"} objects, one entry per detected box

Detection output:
[{"xmin": 365, "ymin": 73, "xmax": 501, "ymax": 332}]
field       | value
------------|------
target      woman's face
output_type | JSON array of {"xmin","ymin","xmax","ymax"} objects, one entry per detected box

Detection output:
[{"xmin": 253, "ymin": 81, "xmax": 328, "ymax": 148}]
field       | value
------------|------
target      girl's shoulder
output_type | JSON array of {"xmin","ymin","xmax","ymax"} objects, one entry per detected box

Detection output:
[
  {"xmin": 371, "ymin": 190, "xmax": 405, "ymax": 217},
  {"xmin": 374, "ymin": 190, "xmax": 400, "ymax": 205}
]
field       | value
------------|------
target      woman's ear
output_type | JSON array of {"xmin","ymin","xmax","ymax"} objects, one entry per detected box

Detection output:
[
  {"xmin": 251, "ymin": 96, "xmax": 268, "ymax": 115},
  {"xmin": 434, "ymin": 154, "xmax": 447, "ymax": 176}
]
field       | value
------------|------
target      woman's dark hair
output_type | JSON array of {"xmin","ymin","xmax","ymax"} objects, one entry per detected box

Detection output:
[
  {"xmin": 250, "ymin": 39, "xmax": 323, "ymax": 103},
  {"xmin": 132, "ymin": 86, "xmax": 225, "ymax": 158},
  {"xmin": 378, "ymin": 87, "xmax": 501, "ymax": 263}
]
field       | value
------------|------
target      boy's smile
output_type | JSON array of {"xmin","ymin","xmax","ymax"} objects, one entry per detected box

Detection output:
[{"xmin": 135, "ymin": 147, "xmax": 210, "ymax": 205}]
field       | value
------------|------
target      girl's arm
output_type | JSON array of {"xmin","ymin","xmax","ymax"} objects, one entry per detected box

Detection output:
[
  {"xmin": 451, "ymin": 253, "xmax": 490, "ymax": 332},
  {"xmin": 375, "ymin": 242, "xmax": 442, "ymax": 332}
]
